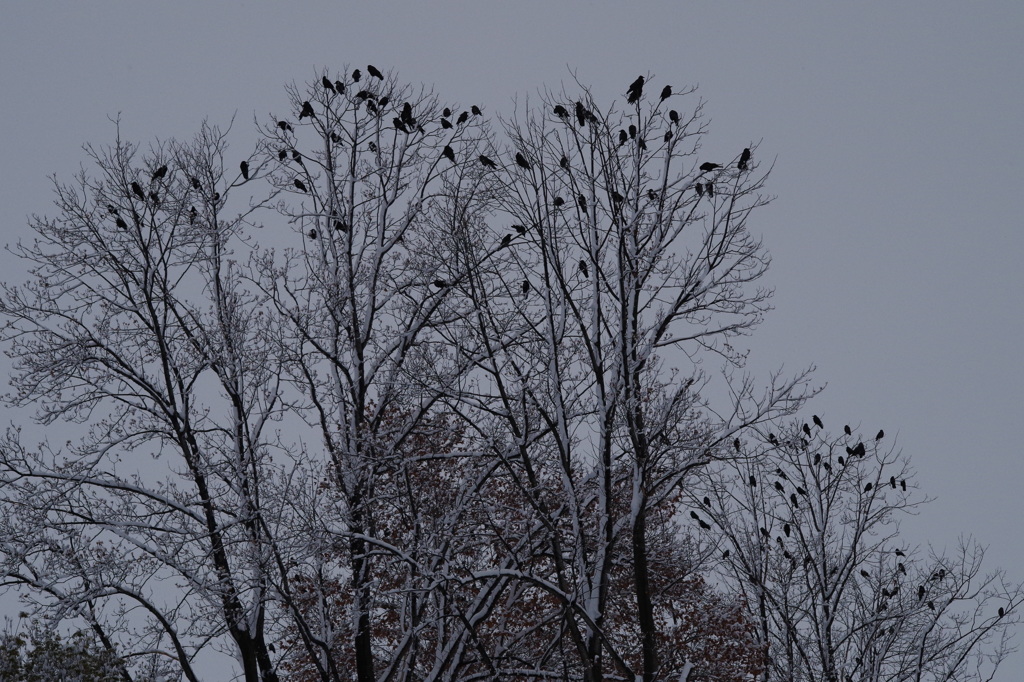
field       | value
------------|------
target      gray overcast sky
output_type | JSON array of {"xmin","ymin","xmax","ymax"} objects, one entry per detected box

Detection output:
[{"xmin": 2, "ymin": 0, "xmax": 1022, "ymax": 676}]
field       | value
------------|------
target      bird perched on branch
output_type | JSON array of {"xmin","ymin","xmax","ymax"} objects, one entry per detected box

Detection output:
[
  {"xmin": 240, "ymin": 161, "xmax": 249, "ymax": 180},
  {"xmin": 299, "ymin": 101, "xmax": 315, "ymax": 119},
  {"xmin": 515, "ymin": 152, "xmax": 531, "ymax": 170},
  {"xmin": 479, "ymin": 155, "xmax": 496, "ymax": 168},
  {"xmin": 367, "ymin": 64, "xmax": 383, "ymax": 80},
  {"xmin": 442, "ymin": 146, "xmax": 455, "ymax": 163},
  {"xmin": 151, "ymin": 165, "xmax": 167, "ymax": 182},
  {"xmin": 699, "ymin": 162, "xmax": 720, "ymax": 172},
  {"xmin": 553, "ymin": 104, "xmax": 569, "ymax": 119},
  {"xmin": 660, "ymin": 85, "xmax": 671, "ymax": 101},
  {"xmin": 321, "ymin": 76, "xmax": 335, "ymax": 92},
  {"xmin": 627, "ymin": 75, "xmax": 645, "ymax": 104},
  {"xmin": 739, "ymin": 147, "xmax": 752, "ymax": 171}
]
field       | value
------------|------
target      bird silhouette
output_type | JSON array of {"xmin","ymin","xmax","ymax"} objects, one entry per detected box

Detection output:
[
  {"xmin": 393, "ymin": 118, "xmax": 409, "ymax": 133},
  {"xmin": 277, "ymin": 120, "xmax": 293, "ymax": 133},
  {"xmin": 660, "ymin": 85, "xmax": 671, "ymax": 101},
  {"xmin": 690, "ymin": 511, "xmax": 700, "ymax": 520},
  {"xmin": 699, "ymin": 519, "xmax": 712, "ymax": 530},
  {"xmin": 442, "ymin": 146, "xmax": 455, "ymax": 163},
  {"xmin": 401, "ymin": 102, "xmax": 414, "ymax": 125},
  {"xmin": 442, "ymin": 107, "xmax": 452, "ymax": 118},
  {"xmin": 441, "ymin": 118, "xmax": 453, "ymax": 129},
  {"xmin": 352, "ymin": 69, "xmax": 361, "ymax": 82},
  {"xmin": 999, "ymin": 607, "xmax": 1005, "ymax": 618},
  {"xmin": 784, "ymin": 523, "xmax": 791, "ymax": 537},
  {"xmin": 471, "ymin": 105, "xmax": 481, "ymax": 116},
  {"xmin": 853, "ymin": 442, "xmax": 866, "ymax": 457},
  {"xmin": 918, "ymin": 585, "xmax": 926, "ymax": 600},
  {"xmin": 760, "ymin": 527, "xmax": 770, "ymax": 538},
  {"xmin": 322, "ymin": 76, "xmax": 335, "ymax": 92},
  {"xmin": 813, "ymin": 415, "xmax": 823, "ymax": 429},
  {"xmin": 864, "ymin": 482, "xmax": 873, "ymax": 492},
  {"xmin": 928, "ymin": 601, "xmax": 935, "ymax": 611},
  {"xmin": 898, "ymin": 563, "xmax": 907, "ymax": 574},
  {"xmin": 861, "ymin": 569, "xmax": 871, "ymax": 579},
  {"xmin": 706, "ymin": 182, "xmax": 714, "ymax": 197},
  {"xmin": 768, "ymin": 433, "xmax": 778, "ymax": 445},
  {"xmin": 579, "ymin": 259, "xmax": 589, "ymax": 278},
  {"xmin": 513, "ymin": 224, "xmax": 526, "ymax": 234},
  {"xmin": 618, "ymin": 130, "xmax": 628, "ymax": 146},
  {"xmin": 669, "ymin": 109, "xmax": 679, "ymax": 124},
  {"xmin": 479, "ymin": 155, "xmax": 496, "ymax": 168},
  {"xmin": 695, "ymin": 183, "xmax": 704, "ymax": 197},
  {"xmin": 664, "ymin": 130, "xmax": 673, "ymax": 142},
  {"xmin": 814, "ymin": 453, "xmax": 822, "ymax": 465},
  {"xmin": 521, "ymin": 280, "xmax": 530, "ymax": 295},
  {"xmin": 299, "ymin": 101, "xmax": 315, "ymax": 119},
  {"xmin": 790, "ymin": 493, "xmax": 799, "ymax": 507},
  {"xmin": 278, "ymin": 149, "xmax": 288, "ymax": 161},
  {"xmin": 734, "ymin": 438, "xmax": 741, "ymax": 452},
  {"xmin": 151, "ymin": 165, "xmax": 168, "ymax": 182},
  {"xmin": 627, "ymin": 75, "xmax": 645, "ymax": 104},
  {"xmin": 900, "ymin": 479, "xmax": 907, "ymax": 491},
  {"xmin": 610, "ymin": 190, "xmax": 624, "ymax": 203},
  {"xmin": 844, "ymin": 424, "xmax": 852, "ymax": 436},
  {"xmin": 515, "ymin": 152, "xmax": 531, "ymax": 170},
  {"xmin": 774, "ymin": 481, "xmax": 784, "ymax": 492},
  {"xmin": 577, "ymin": 194, "xmax": 587, "ymax": 211},
  {"xmin": 294, "ymin": 179, "xmax": 307, "ymax": 192},
  {"xmin": 890, "ymin": 476, "xmax": 897, "ymax": 489},
  {"xmin": 189, "ymin": 206, "xmax": 196, "ymax": 224},
  {"xmin": 749, "ymin": 475, "xmax": 757, "ymax": 487},
  {"xmin": 796, "ymin": 486, "xmax": 807, "ymax": 495},
  {"xmin": 115, "ymin": 216, "xmax": 127, "ymax": 229},
  {"xmin": 560, "ymin": 155, "xmax": 570, "ymax": 169},
  {"xmin": 703, "ymin": 496, "xmax": 711, "ymax": 506},
  {"xmin": 575, "ymin": 101, "xmax": 587, "ymax": 126},
  {"xmin": 739, "ymin": 147, "xmax": 752, "ymax": 171},
  {"xmin": 149, "ymin": 191, "xmax": 159, "ymax": 205},
  {"xmin": 334, "ymin": 220, "xmax": 348, "ymax": 232},
  {"xmin": 190, "ymin": 176, "xmax": 202, "ymax": 190},
  {"xmin": 553, "ymin": 105, "xmax": 569, "ymax": 119},
  {"xmin": 876, "ymin": 429, "xmax": 885, "ymax": 440},
  {"xmin": 131, "ymin": 182, "xmax": 145, "ymax": 199},
  {"xmin": 433, "ymin": 279, "xmax": 447, "ymax": 288},
  {"xmin": 895, "ymin": 549, "xmax": 906, "ymax": 557},
  {"xmin": 308, "ymin": 229, "xmax": 317, "ymax": 240},
  {"xmin": 723, "ymin": 549, "xmax": 731, "ymax": 559},
  {"xmin": 240, "ymin": 161, "xmax": 249, "ymax": 180},
  {"xmin": 628, "ymin": 124, "xmax": 637, "ymax": 139},
  {"xmin": 334, "ymin": 80, "xmax": 345, "ymax": 93},
  {"xmin": 803, "ymin": 423, "xmax": 811, "ymax": 437},
  {"xmin": 367, "ymin": 64, "xmax": 383, "ymax": 79},
  {"xmin": 699, "ymin": 162, "xmax": 720, "ymax": 172},
  {"xmin": 500, "ymin": 234, "xmax": 512, "ymax": 248},
  {"xmin": 378, "ymin": 96, "xmax": 390, "ymax": 108},
  {"xmin": 553, "ymin": 197, "xmax": 564, "ymax": 207},
  {"xmin": 457, "ymin": 111, "xmax": 469, "ymax": 125},
  {"xmin": 838, "ymin": 456, "xmax": 846, "ymax": 467},
  {"xmin": 291, "ymin": 150, "xmax": 303, "ymax": 165}
]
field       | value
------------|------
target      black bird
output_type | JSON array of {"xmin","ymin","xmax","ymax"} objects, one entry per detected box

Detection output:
[
  {"xmin": 628, "ymin": 124, "xmax": 637, "ymax": 139},
  {"xmin": 723, "ymin": 549, "xmax": 731, "ymax": 559},
  {"xmin": 768, "ymin": 433, "xmax": 778, "ymax": 445},
  {"xmin": 775, "ymin": 468, "xmax": 789, "ymax": 480},
  {"xmin": 999, "ymin": 607, "xmax": 1005, "ymax": 618},
  {"xmin": 895, "ymin": 549, "xmax": 906, "ymax": 557},
  {"xmin": 299, "ymin": 101, "xmax": 315, "ymax": 119},
  {"xmin": 749, "ymin": 475, "xmax": 757, "ymax": 488},
  {"xmin": 899, "ymin": 563, "xmax": 907, "ymax": 574},
  {"xmin": 900, "ymin": 479, "xmax": 907, "ymax": 491},
  {"xmin": 189, "ymin": 206, "xmax": 197, "ymax": 224},
  {"xmin": 513, "ymin": 224, "xmax": 526, "ymax": 234},
  {"xmin": 637, "ymin": 138, "xmax": 647, "ymax": 151},
  {"xmin": 479, "ymin": 155, "xmax": 496, "ymax": 168},
  {"xmin": 703, "ymin": 496, "xmax": 711, "ymax": 506},
  {"xmin": 442, "ymin": 146, "xmax": 456, "ymax": 163},
  {"xmin": 690, "ymin": 511, "xmax": 700, "ymax": 520},
  {"xmin": 443, "ymin": 107, "xmax": 452, "ymax": 118},
  {"xmin": 553, "ymin": 197, "xmax": 564, "ymax": 207},
  {"xmin": 618, "ymin": 130, "xmax": 628, "ymax": 146},
  {"xmin": 151, "ymin": 165, "xmax": 168, "ymax": 182},
  {"xmin": 699, "ymin": 519, "xmax": 711, "ymax": 530},
  {"xmin": 131, "ymin": 181, "xmax": 145, "ymax": 199},
  {"xmin": 240, "ymin": 161, "xmax": 249, "ymax": 180},
  {"xmin": 699, "ymin": 162, "xmax": 721, "ymax": 172},
  {"xmin": 918, "ymin": 585, "xmax": 926, "ymax": 600},
  {"xmin": 471, "ymin": 105, "xmax": 481, "ymax": 116},
  {"xmin": 149, "ymin": 191, "xmax": 159, "ymax": 205},
  {"xmin": 334, "ymin": 80, "xmax": 345, "ymax": 93},
  {"xmin": 734, "ymin": 438, "xmax": 741, "ymax": 452},
  {"xmin": 664, "ymin": 130, "xmax": 673, "ymax": 142},
  {"xmin": 278, "ymin": 149, "xmax": 288, "ymax": 161},
  {"xmin": 500, "ymin": 234, "xmax": 512, "ymax": 248},
  {"xmin": 579, "ymin": 259, "xmax": 589, "ymax": 278},
  {"xmin": 784, "ymin": 523, "xmax": 791, "ymax": 537},
  {"xmin": 364, "ymin": 100, "xmax": 379, "ymax": 116},
  {"xmin": 521, "ymin": 280, "xmax": 530, "ymax": 295},
  {"xmin": 308, "ymin": 229, "xmax": 317, "ymax": 240},
  {"xmin": 560, "ymin": 155, "xmax": 570, "ymax": 169},
  {"xmin": 433, "ymin": 279, "xmax": 447, "ymax": 288},
  {"xmin": 190, "ymin": 176, "xmax": 202, "ymax": 190},
  {"xmin": 695, "ymin": 183, "xmax": 704, "ymax": 197},
  {"xmin": 739, "ymin": 147, "xmax": 752, "ymax": 171},
  {"xmin": 853, "ymin": 442, "xmax": 866, "ymax": 457},
  {"xmin": 322, "ymin": 76, "xmax": 335, "ymax": 92},
  {"xmin": 212, "ymin": 192, "xmax": 220, "ymax": 202},
  {"xmin": 277, "ymin": 120, "xmax": 293, "ymax": 132},
  {"xmin": 814, "ymin": 453, "xmax": 822, "ymax": 465},
  {"xmin": 838, "ymin": 456, "xmax": 846, "ymax": 467},
  {"xmin": 515, "ymin": 152, "xmax": 531, "ymax": 170},
  {"xmin": 610, "ymin": 190, "xmax": 624, "ymax": 204},
  {"xmin": 669, "ymin": 109, "xmax": 679, "ymax": 124},
  {"xmin": 553, "ymin": 104, "xmax": 569, "ymax": 119},
  {"xmin": 626, "ymin": 75, "xmax": 644, "ymax": 104},
  {"xmin": 577, "ymin": 194, "xmax": 587, "ymax": 211},
  {"xmin": 890, "ymin": 476, "xmax": 897, "ymax": 489},
  {"xmin": 844, "ymin": 424, "xmax": 852, "ymax": 436},
  {"xmin": 760, "ymin": 527, "xmax": 770, "ymax": 538},
  {"xmin": 928, "ymin": 601, "xmax": 935, "ymax": 611},
  {"xmin": 660, "ymin": 85, "xmax": 671, "ymax": 101},
  {"xmin": 705, "ymin": 182, "xmax": 714, "ymax": 197},
  {"xmin": 803, "ymin": 423, "xmax": 811, "ymax": 437},
  {"xmin": 457, "ymin": 111, "xmax": 469, "ymax": 125},
  {"xmin": 393, "ymin": 118, "xmax": 409, "ymax": 133},
  {"xmin": 294, "ymin": 179, "xmax": 307, "ymax": 192},
  {"xmin": 367, "ymin": 64, "xmax": 383, "ymax": 79},
  {"xmin": 774, "ymin": 481, "xmax": 784, "ymax": 493},
  {"xmin": 352, "ymin": 69, "xmax": 361, "ymax": 82},
  {"xmin": 575, "ymin": 101, "xmax": 588, "ymax": 126},
  {"xmin": 864, "ymin": 482, "xmax": 873, "ymax": 492},
  {"xmin": 378, "ymin": 96, "xmax": 389, "ymax": 108},
  {"xmin": 115, "ymin": 216, "xmax": 127, "ymax": 229},
  {"xmin": 823, "ymin": 462, "xmax": 832, "ymax": 472},
  {"xmin": 790, "ymin": 493, "xmax": 799, "ymax": 507},
  {"xmin": 292, "ymin": 150, "xmax": 303, "ymax": 165},
  {"xmin": 876, "ymin": 429, "xmax": 885, "ymax": 440},
  {"xmin": 334, "ymin": 220, "xmax": 348, "ymax": 232},
  {"xmin": 861, "ymin": 569, "xmax": 871, "ymax": 579},
  {"xmin": 441, "ymin": 118, "xmax": 453, "ymax": 129},
  {"xmin": 813, "ymin": 415, "xmax": 823, "ymax": 429},
  {"xmin": 401, "ymin": 102, "xmax": 414, "ymax": 125}
]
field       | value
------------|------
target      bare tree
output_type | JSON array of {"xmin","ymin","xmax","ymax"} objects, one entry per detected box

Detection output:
[{"xmin": 700, "ymin": 420, "xmax": 1024, "ymax": 682}]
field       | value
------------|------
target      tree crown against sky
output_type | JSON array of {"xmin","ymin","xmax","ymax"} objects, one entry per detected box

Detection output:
[{"xmin": 0, "ymin": 65, "xmax": 1018, "ymax": 682}]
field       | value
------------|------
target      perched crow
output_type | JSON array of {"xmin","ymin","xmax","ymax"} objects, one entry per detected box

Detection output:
[
  {"xmin": 760, "ymin": 527, "xmax": 770, "ymax": 538},
  {"xmin": 660, "ymin": 85, "xmax": 671, "ymax": 101},
  {"xmin": 433, "ymin": 279, "xmax": 447, "ymax": 288},
  {"xmin": 308, "ymin": 229, "xmax": 317, "ymax": 240},
  {"xmin": 575, "ymin": 101, "xmax": 587, "ymax": 126},
  {"xmin": 553, "ymin": 104, "xmax": 569, "ymax": 119},
  {"xmin": 189, "ymin": 206, "xmax": 197, "ymax": 224},
  {"xmin": 441, "ymin": 118, "xmax": 453, "ymax": 129},
  {"xmin": 191, "ymin": 176, "xmax": 202, "ymax": 190},
  {"xmin": 928, "ymin": 601, "xmax": 935, "ymax": 611},
  {"xmin": 577, "ymin": 194, "xmax": 587, "ymax": 210},
  {"xmin": 152, "ymin": 165, "xmax": 168, "ymax": 182},
  {"xmin": 669, "ymin": 109, "xmax": 679, "ymax": 124},
  {"xmin": 864, "ymin": 482, "xmax": 873, "ymax": 492},
  {"xmin": 442, "ymin": 146, "xmax": 456, "ymax": 163},
  {"xmin": 900, "ymin": 479, "xmax": 907, "ymax": 491},
  {"xmin": 739, "ymin": 147, "xmax": 752, "ymax": 171},
  {"xmin": 918, "ymin": 585, "xmax": 926, "ymax": 600},
  {"xmin": 895, "ymin": 549, "xmax": 906, "ymax": 557},
  {"xmin": 664, "ymin": 130, "xmax": 673, "ymax": 142},
  {"xmin": 443, "ymin": 107, "xmax": 452, "ymax": 118},
  {"xmin": 515, "ymin": 152, "xmax": 531, "ymax": 170},
  {"xmin": 890, "ymin": 476, "xmax": 897, "ymax": 489},
  {"xmin": 628, "ymin": 124, "xmax": 637, "ymax": 139},
  {"xmin": 521, "ymin": 280, "xmax": 530, "ymax": 295},
  {"xmin": 334, "ymin": 80, "xmax": 345, "ymax": 93},
  {"xmin": 240, "ymin": 161, "xmax": 249, "ymax": 180},
  {"xmin": 627, "ymin": 75, "xmax": 644, "ymax": 104},
  {"xmin": 393, "ymin": 118, "xmax": 409, "ymax": 133},
  {"xmin": 695, "ymin": 183, "xmax": 704, "ymax": 197},
  {"xmin": 876, "ymin": 429, "xmax": 885, "ymax": 440},
  {"xmin": 115, "ymin": 216, "xmax": 127, "ymax": 229},
  {"xmin": 637, "ymin": 137, "xmax": 647, "ymax": 151},
  {"xmin": 803, "ymin": 423, "xmax": 811, "ymax": 437},
  {"xmin": 814, "ymin": 453, "xmax": 822, "ymax": 465},
  {"xmin": 768, "ymin": 433, "xmax": 778, "ymax": 445},
  {"xmin": 813, "ymin": 415, "xmax": 823, "ymax": 429},
  {"xmin": 838, "ymin": 456, "xmax": 846, "ymax": 467},
  {"xmin": 553, "ymin": 197, "xmax": 564, "ymax": 207},
  {"xmin": 500, "ymin": 234, "xmax": 512, "ymax": 248},
  {"xmin": 378, "ymin": 96, "xmax": 389, "ymax": 107},
  {"xmin": 611, "ymin": 190, "xmax": 624, "ymax": 203},
  {"xmin": 299, "ymin": 101, "xmax": 315, "ymax": 119},
  {"xmin": 352, "ymin": 68, "xmax": 361, "ymax": 82},
  {"xmin": 703, "ymin": 496, "xmax": 711, "ymax": 506},
  {"xmin": 749, "ymin": 475, "xmax": 757, "ymax": 488},
  {"xmin": 292, "ymin": 150, "xmax": 303, "ymax": 164},
  {"xmin": 790, "ymin": 493, "xmax": 799, "ymax": 507},
  {"xmin": 277, "ymin": 120, "xmax": 293, "ymax": 132},
  {"xmin": 334, "ymin": 220, "xmax": 348, "ymax": 232},
  {"xmin": 774, "ymin": 481, "xmax": 784, "ymax": 492},
  {"xmin": 690, "ymin": 511, "xmax": 700, "ymax": 520},
  {"xmin": 294, "ymin": 179, "xmax": 307, "ymax": 192},
  {"xmin": 845, "ymin": 424, "xmax": 852, "ymax": 436},
  {"xmin": 699, "ymin": 519, "xmax": 711, "ymax": 530},
  {"xmin": 699, "ymin": 162, "xmax": 720, "ymax": 172},
  {"xmin": 513, "ymin": 224, "xmax": 526, "ymax": 234},
  {"xmin": 784, "ymin": 523, "xmax": 791, "ymax": 537},
  {"xmin": 279, "ymin": 149, "xmax": 288, "ymax": 161},
  {"xmin": 149, "ymin": 191, "xmax": 159, "ymax": 205},
  {"xmin": 479, "ymin": 155, "xmax": 497, "ymax": 168},
  {"xmin": 999, "ymin": 607, "xmax": 1005, "ymax": 618},
  {"xmin": 618, "ymin": 129, "xmax": 628, "ymax": 146},
  {"xmin": 734, "ymin": 438, "xmax": 741, "ymax": 452},
  {"xmin": 579, "ymin": 259, "xmax": 589, "ymax": 278},
  {"xmin": 706, "ymin": 182, "xmax": 714, "ymax": 197},
  {"xmin": 471, "ymin": 105, "xmax": 481, "ymax": 116},
  {"xmin": 861, "ymin": 569, "xmax": 871, "ymax": 579},
  {"xmin": 367, "ymin": 64, "xmax": 383, "ymax": 79},
  {"xmin": 401, "ymin": 102, "xmax": 414, "ymax": 124},
  {"xmin": 560, "ymin": 155, "xmax": 570, "ymax": 169},
  {"xmin": 899, "ymin": 563, "xmax": 907, "ymax": 574},
  {"xmin": 853, "ymin": 442, "xmax": 866, "ymax": 457},
  {"xmin": 457, "ymin": 111, "xmax": 469, "ymax": 125},
  {"xmin": 723, "ymin": 549, "xmax": 730, "ymax": 559},
  {"xmin": 131, "ymin": 181, "xmax": 145, "ymax": 199},
  {"xmin": 322, "ymin": 76, "xmax": 335, "ymax": 92}
]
